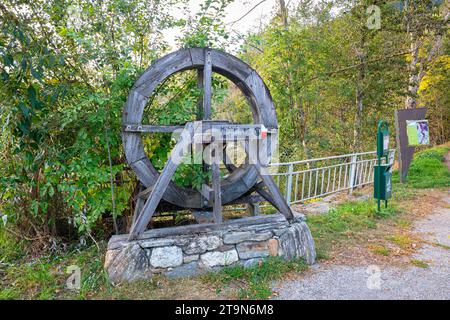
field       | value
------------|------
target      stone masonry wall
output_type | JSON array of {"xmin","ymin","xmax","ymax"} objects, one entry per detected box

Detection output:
[{"xmin": 104, "ymin": 213, "xmax": 315, "ymax": 283}]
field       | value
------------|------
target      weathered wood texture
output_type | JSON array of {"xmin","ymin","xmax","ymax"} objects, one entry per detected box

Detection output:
[
  {"xmin": 203, "ymin": 49, "xmax": 212, "ymax": 120},
  {"xmin": 129, "ymin": 123, "xmax": 194, "ymax": 240},
  {"xmin": 122, "ymin": 48, "xmax": 278, "ymax": 210}
]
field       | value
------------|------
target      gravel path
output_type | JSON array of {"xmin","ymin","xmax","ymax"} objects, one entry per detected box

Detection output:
[{"xmin": 272, "ymin": 194, "xmax": 450, "ymax": 300}]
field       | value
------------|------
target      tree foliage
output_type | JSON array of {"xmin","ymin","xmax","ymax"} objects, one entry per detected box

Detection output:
[{"xmin": 0, "ymin": 0, "xmax": 448, "ymax": 242}]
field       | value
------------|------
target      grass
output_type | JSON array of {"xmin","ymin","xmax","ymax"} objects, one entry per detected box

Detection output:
[
  {"xmin": 369, "ymin": 244, "xmax": 391, "ymax": 256},
  {"xmin": 393, "ymin": 144, "xmax": 450, "ymax": 188},
  {"xmin": 386, "ymin": 234, "xmax": 414, "ymax": 250},
  {"xmin": 410, "ymin": 259, "xmax": 429, "ymax": 269},
  {"xmin": 0, "ymin": 237, "xmax": 110, "ymax": 300},
  {"xmin": 307, "ymin": 200, "xmax": 398, "ymax": 257},
  {"xmin": 202, "ymin": 257, "xmax": 308, "ymax": 299}
]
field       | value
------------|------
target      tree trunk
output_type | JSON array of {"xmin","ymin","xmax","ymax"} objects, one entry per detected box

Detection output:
[
  {"xmin": 405, "ymin": 39, "xmax": 420, "ymax": 109},
  {"xmin": 294, "ymin": 96, "xmax": 312, "ymax": 160},
  {"xmin": 278, "ymin": 0, "xmax": 288, "ymax": 28},
  {"xmin": 353, "ymin": 32, "xmax": 366, "ymax": 151}
]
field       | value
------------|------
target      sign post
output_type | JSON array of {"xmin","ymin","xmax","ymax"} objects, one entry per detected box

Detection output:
[{"xmin": 374, "ymin": 120, "xmax": 392, "ymax": 212}]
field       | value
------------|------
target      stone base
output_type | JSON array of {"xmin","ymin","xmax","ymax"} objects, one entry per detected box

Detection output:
[{"xmin": 104, "ymin": 213, "xmax": 316, "ymax": 282}]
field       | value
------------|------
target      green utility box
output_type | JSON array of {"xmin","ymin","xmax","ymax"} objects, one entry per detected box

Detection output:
[
  {"xmin": 374, "ymin": 164, "xmax": 392, "ymax": 200},
  {"xmin": 374, "ymin": 120, "xmax": 392, "ymax": 211},
  {"xmin": 377, "ymin": 121, "xmax": 390, "ymax": 157}
]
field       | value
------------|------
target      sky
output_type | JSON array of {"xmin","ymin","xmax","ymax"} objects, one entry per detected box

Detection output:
[{"xmin": 164, "ymin": 0, "xmax": 280, "ymax": 51}]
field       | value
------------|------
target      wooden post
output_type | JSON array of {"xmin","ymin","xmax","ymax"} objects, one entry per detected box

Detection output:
[
  {"xmin": 246, "ymin": 202, "xmax": 260, "ymax": 216},
  {"xmin": 197, "ymin": 68, "xmax": 204, "ymax": 120},
  {"xmin": 211, "ymin": 161, "xmax": 222, "ymax": 223},
  {"xmin": 203, "ymin": 49, "xmax": 212, "ymax": 120},
  {"xmin": 348, "ymin": 154, "xmax": 357, "ymax": 195},
  {"xmin": 285, "ymin": 163, "xmax": 294, "ymax": 205}
]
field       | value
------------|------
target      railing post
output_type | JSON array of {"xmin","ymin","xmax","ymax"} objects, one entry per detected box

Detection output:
[
  {"xmin": 388, "ymin": 149, "xmax": 395, "ymax": 165},
  {"xmin": 285, "ymin": 164, "xmax": 294, "ymax": 205},
  {"xmin": 348, "ymin": 154, "xmax": 357, "ymax": 195}
]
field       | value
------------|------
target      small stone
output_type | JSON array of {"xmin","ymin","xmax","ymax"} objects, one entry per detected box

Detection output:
[
  {"xmin": 150, "ymin": 246, "xmax": 183, "ymax": 268},
  {"xmin": 104, "ymin": 249, "xmax": 120, "ymax": 270},
  {"xmin": 278, "ymin": 222, "xmax": 316, "ymax": 264},
  {"xmin": 241, "ymin": 258, "xmax": 262, "ymax": 268},
  {"xmin": 139, "ymin": 238, "xmax": 175, "ymax": 248},
  {"xmin": 223, "ymin": 231, "xmax": 252, "ymax": 244},
  {"xmin": 236, "ymin": 241, "xmax": 269, "ymax": 259},
  {"xmin": 200, "ymin": 249, "xmax": 239, "ymax": 267},
  {"xmin": 105, "ymin": 244, "xmax": 152, "ymax": 282},
  {"xmin": 268, "ymin": 238, "xmax": 279, "ymax": 256},
  {"xmin": 223, "ymin": 231, "xmax": 272, "ymax": 244},
  {"xmin": 183, "ymin": 235, "xmax": 222, "ymax": 254},
  {"xmin": 272, "ymin": 228, "xmax": 288, "ymax": 237},
  {"xmin": 215, "ymin": 244, "xmax": 235, "ymax": 252},
  {"xmin": 166, "ymin": 262, "xmax": 199, "ymax": 278},
  {"xmin": 183, "ymin": 254, "xmax": 199, "ymax": 263}
]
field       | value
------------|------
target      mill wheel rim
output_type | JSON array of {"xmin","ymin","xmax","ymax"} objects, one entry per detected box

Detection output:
[{"xmin": 122, "ymin": 48, "xmax": 278, "ymax": 209}]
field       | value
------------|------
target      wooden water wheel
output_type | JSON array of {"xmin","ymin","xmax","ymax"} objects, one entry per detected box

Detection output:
[{"xmin": 123, "ymin": 48, "xmax": 294, "ymax": 240}]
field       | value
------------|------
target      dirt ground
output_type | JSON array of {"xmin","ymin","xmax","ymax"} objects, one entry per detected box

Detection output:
[{"xmin": 272, "ymin": 189, "xmax": 450, "ymax": 300}]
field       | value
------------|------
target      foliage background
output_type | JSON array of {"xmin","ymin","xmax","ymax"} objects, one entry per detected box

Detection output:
[{"xmin": 0, "ymin": 0, "xmax": 448, "ymax": 243}]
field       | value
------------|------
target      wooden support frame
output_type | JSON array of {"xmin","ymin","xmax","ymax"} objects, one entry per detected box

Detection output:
[
  {"xmin": 122, "ymin": 48, "xmax": 278, "ymax": 210},
  {"xmin": 129, "ymin": 123, "xmax": 195, "ymax": 240},
  {"xmin": 123, "ymin": 48, "xmax": 294, "ymax": 240}
]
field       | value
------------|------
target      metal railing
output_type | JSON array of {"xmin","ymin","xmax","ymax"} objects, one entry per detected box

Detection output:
[{"xmin": 268, "ymin": 149, "xmax": 395, "ymax": 205}]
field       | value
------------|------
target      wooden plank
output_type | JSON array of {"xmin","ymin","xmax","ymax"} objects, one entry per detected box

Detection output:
[
  {"xmin": 241, "ymin": 139, "xmax": 293, "ymax": 220},
  {"xmin": 211, "ymin": 161, "xmax": 222, "ymax": 223},
  {"xmin": 252, "ymin": 181, "xmax": 278, "ymax": 209},
  {"xmin": 203, "ymin": 49, "xmax": 212, "ymax": 120},
  {"xmin": 226, "ymin": 193, "xmax": 265, "ymax": 205},
  {"xmin": 197, "ymin": 68, "xmax": 204, "ymax": 120},
  {"xmin": 246, "ymin": 202, "xmax": 260, "ymax": 216},
  {"xmin": 243, "ymin": 70, "xmax": 278, "ymax": 129},
  {"xmin": 131, "ymin": 185, "xmax": 145, "ymax": 228},
  {"xmin": 199, "ymin": 183, "xmax": 213, "ymax": 201},
  {"xmin": 257, "ymin": 167, "xmax": 294, "ymax": 220},
  {"xmin": 128, "ymin": 123, "xmax": 194, "ymax": 240},
  {"xmin": 137, "ymin": 185, "xmax": 153, "ymax": 198},
  {"xmin": 133, "ymin": 49, "xmax": 193, "ymax": 98}
]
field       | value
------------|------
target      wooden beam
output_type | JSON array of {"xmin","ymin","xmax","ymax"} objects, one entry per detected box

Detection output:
[
  {"xmin": 241, "ymin": 139, "xmax": 294, "ymax": 220},
  {"xmin": 131, "ymin": 185, "xmax": 145, "ymax": 228},
  {"xmin": 211, "ymin": 161, "xmax": 222, "ymax": 223},
  {"xmin": 197, "ymin": 68, "xmax": 204, "ymax": 120},
  {"xmin": 200, "ymin": 183, "xmax": 213, "ymax": 201},
  {"xmin": 253, "ymin": 181, "xmax": 279, "ymax": 210},
  {"xmin": 128, "ymin": 123, "xmax": 194, "ymax": 240},
  {"xmin": 255, "ymin": 165, "xmax": 293, "ymax": 220},
  {"xmin": 247, "ymin": 202, "xmax": 260, "ymax": 216},
  {"xmin": 203, "ymin": 49, "xmax": 212, "ymax": 120}
]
